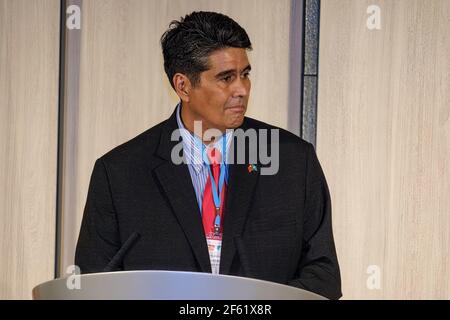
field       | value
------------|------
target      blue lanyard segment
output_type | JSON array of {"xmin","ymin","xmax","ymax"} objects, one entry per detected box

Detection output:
[{"xmin": 203, "ymin": 137, "xmax": 227, "ymax": 232}]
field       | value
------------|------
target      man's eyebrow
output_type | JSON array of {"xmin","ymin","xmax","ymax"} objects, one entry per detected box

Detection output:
[
  {"xmin": 214, "ymin": 64, "xmax": 252, "ymax": 78},
  {"xmin": 241, "ymin": 64, "xmax": 251, "ymax": 73},
  {"xmin": 215, "ymin": 69, "xmax": 235, "ymax": 79}
]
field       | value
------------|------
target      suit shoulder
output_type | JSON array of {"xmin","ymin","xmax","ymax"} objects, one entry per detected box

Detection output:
[
  {"xmin": 98, "ymin": 120, "xmax": 166, "ymax": 164},
  {"xmin": 243, "ymin": 116, "xmax": 311, "ymax": 151}
]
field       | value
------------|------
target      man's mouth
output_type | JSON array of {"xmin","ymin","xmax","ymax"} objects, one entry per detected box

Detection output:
[{"xmin": 225, "ymin": 105, "xmax": 246, "ymax": 112}]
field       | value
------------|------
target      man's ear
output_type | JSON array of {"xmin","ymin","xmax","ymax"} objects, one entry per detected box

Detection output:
[{"xmin": 173, "ymin": 73, "xmax": 191, "ymax": 102}]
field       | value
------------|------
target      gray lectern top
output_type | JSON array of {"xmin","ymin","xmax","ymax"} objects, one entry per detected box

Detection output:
[{"xmin": 33, "ymin": 270, "xmax": 326, "ymax": 300}]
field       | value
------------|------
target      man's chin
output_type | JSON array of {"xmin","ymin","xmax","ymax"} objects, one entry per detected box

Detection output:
[{"xmin": 226, "ymin": 116, "xmax": 245, "ymax": 129}]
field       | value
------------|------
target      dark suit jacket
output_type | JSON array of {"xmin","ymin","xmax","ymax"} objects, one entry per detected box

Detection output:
[{"xmin": 75, "ymin": 108, "xmax": 342, "ymax": 299}]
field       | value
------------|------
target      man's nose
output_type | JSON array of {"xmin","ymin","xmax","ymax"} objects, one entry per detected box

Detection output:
[{"xmin": 232, "ymin": 77, "xmax": 250, "ymax": 98}]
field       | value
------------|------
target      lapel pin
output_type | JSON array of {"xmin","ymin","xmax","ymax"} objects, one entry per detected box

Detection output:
[{"xmin": 247, "ymin": 164, "xmax": 258, "ymax": 173}]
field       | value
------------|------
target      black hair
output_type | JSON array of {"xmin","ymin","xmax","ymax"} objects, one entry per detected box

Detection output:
[{"xmin": 160, "ymin": 11, "xmax": 252, "ymax": 89}]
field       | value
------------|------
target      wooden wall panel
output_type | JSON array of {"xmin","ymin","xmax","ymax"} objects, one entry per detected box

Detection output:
[
  {"xmin": 0, "ymin": 0, "xmax": 60, "ymax": 299},
  {"xmin": 60, "ymin": 0, "xmax": 297, "ymax": 273},
  {"xmin": 317, "ymin": 0, "xmax": 449, "ymax": 299}
]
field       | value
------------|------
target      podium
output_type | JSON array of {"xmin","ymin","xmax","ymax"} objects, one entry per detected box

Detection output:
[{"xmin": 32, "ymin": 270, "xmax": 326, "ymax": 300}]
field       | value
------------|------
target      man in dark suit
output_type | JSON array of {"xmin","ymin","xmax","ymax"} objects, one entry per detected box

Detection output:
[{"xmin": 75, "ymin": 11, "xmax": 342, "ymax": 300}]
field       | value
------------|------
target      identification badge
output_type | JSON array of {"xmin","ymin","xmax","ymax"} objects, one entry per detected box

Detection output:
[{"xmin": 206, "ymin": 234, "xmax": 222, "ymax": 274}]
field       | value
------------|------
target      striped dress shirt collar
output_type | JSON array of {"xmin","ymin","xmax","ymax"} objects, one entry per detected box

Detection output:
[{"xmin": 175, "ymin": 102, "xmax": 233, "ymax": 173}]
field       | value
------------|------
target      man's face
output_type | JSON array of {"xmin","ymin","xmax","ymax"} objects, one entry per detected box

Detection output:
[{"xmin": 186, "ymin": 47, "xmax": 251, "ymax": 133}]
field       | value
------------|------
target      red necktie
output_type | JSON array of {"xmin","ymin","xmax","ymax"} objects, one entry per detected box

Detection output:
[{"xmin": 202, "ymin": 148, "xmax": 226, "ymax": 238}]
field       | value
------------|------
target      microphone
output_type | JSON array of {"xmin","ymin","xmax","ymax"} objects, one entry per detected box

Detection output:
[{"xmin": 103, "ymin": 232, "xmax": 140, "ymax": 272}]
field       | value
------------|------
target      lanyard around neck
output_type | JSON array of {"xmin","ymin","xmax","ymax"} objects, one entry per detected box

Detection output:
[
  {"xmin": 203, "ymin": 137, "xmax": 227, "ymax": 231},
  {"xmin": 203, "ymin": 136, "xmax": 227, "ymax": 207}
]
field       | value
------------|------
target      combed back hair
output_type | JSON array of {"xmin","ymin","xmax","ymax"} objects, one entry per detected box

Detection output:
[{"xmin": 160, "ymin": 11, "xmax": 252, "ymax": 89}]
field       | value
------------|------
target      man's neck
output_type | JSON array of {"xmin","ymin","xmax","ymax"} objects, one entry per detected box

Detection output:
[{"xmin": 180, "ymin": 102, "xmax": 225, "ymax": 145}]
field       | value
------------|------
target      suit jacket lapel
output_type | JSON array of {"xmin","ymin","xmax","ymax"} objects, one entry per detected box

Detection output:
[
  {"xmin": 220, "ymin": 121, "xmax": 260, "ymax": 275},
  {"xmin": 152, "ymin": 109, "xmax": 212, "ymax": 273}
]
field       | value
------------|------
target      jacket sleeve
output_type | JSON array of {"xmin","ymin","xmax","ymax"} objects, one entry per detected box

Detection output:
[
  {"xmin": 287, "ymin": 142, "xmax": 342, "ymax": 300},
  {"xmin": 75, "ymin": 158, "xmax": 121, "ymax": 274}
]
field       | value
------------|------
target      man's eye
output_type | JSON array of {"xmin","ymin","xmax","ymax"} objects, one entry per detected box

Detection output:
[
  {"xmin": 242, "ymin": 72, "xmax": 251, "ymax": 78},
  {"xmin": 222, "ymin": 75, "xmax": 233, "ymax": 82}
]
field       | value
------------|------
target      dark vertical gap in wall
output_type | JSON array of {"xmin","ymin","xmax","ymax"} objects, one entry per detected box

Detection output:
[
  {"xmin": 55, "ymin": 0, "xmax": 67, "ymax": 279},
  {"xmin": 299, "ymin": 0, "xmax": 307, "ymax": 139},
  {"xmin": 288, "ymin": 0, "xmax": 304, "ymax": 137},
  {"xmin": 301, "ymin": 0, "xmax": 320, "ymax": 148}
]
